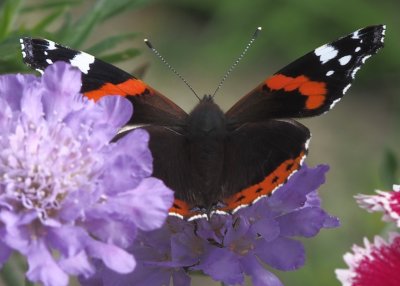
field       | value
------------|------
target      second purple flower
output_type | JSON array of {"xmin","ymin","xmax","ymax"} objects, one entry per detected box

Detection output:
[{"xmin": 82, "ymin": 164, "xmax": 339, "ymax": 286}]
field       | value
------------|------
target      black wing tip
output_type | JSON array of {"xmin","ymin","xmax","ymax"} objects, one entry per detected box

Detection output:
[
  {"xmin": 20, "ymin": 37, "xmax": 34, "ymax": 66},
  {"xmin": 19, "ymin": 37, "xmax": 54, "ymax": 71},
  {"xmin": 355, "ymin": 24, "xmax": 386, "ymax": 51}
]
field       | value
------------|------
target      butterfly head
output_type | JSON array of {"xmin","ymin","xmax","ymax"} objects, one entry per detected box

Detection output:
[{"xmin": 187, "ymin": 96, "xmax": 226, "ymax": 138}]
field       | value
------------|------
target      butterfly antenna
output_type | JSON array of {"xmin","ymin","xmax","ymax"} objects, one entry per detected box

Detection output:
[
  {"xmin": 211, "ymin": 26, "xmax": 262, "ymax": 98},
  {"xmin": 144, "ymin": 38, "xmax": 201, "ymax": 101}
]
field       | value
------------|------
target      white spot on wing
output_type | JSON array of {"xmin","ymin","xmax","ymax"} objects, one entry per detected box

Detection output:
[
  {"xmin": 305, "ymin": 137, "xmax": 311, "ymax": 150},
  {"xmin": 339, "ymin": 55, "xmax": 352, "ymax": 65},
  {"xmin": 47, "ymin": 41, "xmax": 57, "ymax": 50},
  {"xmin": 210, "ymin": 210, "xmax": 228, "ymax": 217},
  {"xmin": 232, "ymin": 204, "xmax": 249, "ymax": 214},
  {"xmin": 361, "ymin": 55, "xmax": 371, "ymax": 64},
  {"xmin": 351, "ymin": 67, "xmax": 361, "ymax": 79},
  {"xmin": 168, "ymin": 212, "xmax": 184, "ymax": 219},
  {"xmin": 326, "ymin": 70, "xmax": 334, "ymax": 76},
  {"xmin": 70, "ymin": 52, "xmax": 95, "ymax": 74},
  {"xmin": 355, "ymin": 47, "xmax": 361, "ymax": 52},
  {"xmin": 351, "ymin": 30, "xmax": 360, "ymax": 39},
  {"xmin": 188, "ymin": 214, "xmax": 208, "ymax": 221},
  {"xmin": 22, "ymin": 51, "xmax": 26, "ymax": 58},
  {"xmin": 343, "ymin": 83, "xmax": 351, "ymax": 94},
  {"xmin": 381, "ymin": 25, "xmax": 386, "ymax": 43},
  {"xmin": 46, "ymin": 59, "xmax": 53, "ymax": 64},
  {"xmin": 314, "ymin": 44, "xmax": 338, "ymax": 64},
  {"xmin": 329, "ymin": 98, "xmax": 341, "ymax": 110}
]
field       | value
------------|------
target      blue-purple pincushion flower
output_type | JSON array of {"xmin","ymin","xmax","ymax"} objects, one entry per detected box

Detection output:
[
  {"xmin": 0, "ymin": 62, "xmax": 174, "ymax": 286},
  {"xmin": 83, "ymin": 164, "xmax": 339, "ymax": 286}
]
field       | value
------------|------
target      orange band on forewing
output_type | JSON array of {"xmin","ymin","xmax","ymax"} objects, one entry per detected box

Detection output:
[
  {"xmin": 265, "ymin": 74, "xmax": 327, "ymax": 110},
  {"xmin": 222, "ymin": 151, "xmax": 305, "ymax": 211},
  {"xmin": 84, "ymin": 79, "xmax": 148, "ymax": 101},
  {"xmin": 169, "ymin": 199, "xmax": 192, "ymax": 218}
]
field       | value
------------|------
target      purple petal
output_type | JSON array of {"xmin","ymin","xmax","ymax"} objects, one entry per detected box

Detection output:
[
  {"xmin": 224, "ymin": 216, "xmax": 251, "ymax": 245},
  {"xmin": 41, "ymin": 62, "xmax": 82, "ymax": 121},
  {"xmin": 20, "ymin": 83, "xmax": 43, "ymax": 121},
  {"xmin": 250, "ymin": 216, "xmax": 280, "ymax": 242},
  {"xmin": 0, "ymin": 97, "xmax": 12, "ymax": 129},
  {"xmin": 303, "ymin": 189, "xmax": 321, "ymax": 207},
  {"xmin": 0, "ymin": 73, "xmax": 37, "ymax": 110},
  {"xmin": 199, "ymin": 247, "xmax": 244, "ymax": 285},
  {"xmin": 84, "ymin": 218, "xmax": 137, "ymax": 249},
  {"xmin": 101, "ymin": 129, "xmax": 153, "ymax": 193},
  {"xmin": 58, "ymin": 251, "xmax": 94, "ymax": 278},
  {"xmin": 268, "ymin": 165, "xmax": 329, "ymax": 212},
  {"xmin": 256, "ymin": 237, "xmax": 305, "ymax": 271},
  {"xmin": 26, "ymin": 240, "xmax": 69, "ymax": 286},
  {"xmin": 241, "ymin": 255, "xmax": 284, "ymax": 286},
  {"xmin": 277, "ymin": 207, "xmax": 328, "ymax": 237},
  {"xmin": 171, "ymin": 230, "xmax": 202, "ymax": 265},
  {"xmin": 86, "ymin": 239, "xmax": 136, "ymax": 274},
  {"xmin": 95, "ymin": 95, "xmax": 133, "ymax": 128},
  {"xmin": 106, "ymin": 177, "xmax": 173, "ymax": 231},
  {"xmin": 45, "ymin": 225, "xmax": 87, "ymax": 256},
  {"xmin": 323, "ymin": 214, "xmax": 340, "ymax": 228},
  {"xmin": 101, "ymin": 263, "xmax": 171, "ymax": 286},
  {"xmin": 0, "ymin": 210, "xmax": 36, "ymax": 252},
  {"xmin": 0, "ymin": 241, "xmax": 12, "ymax": 266},
  {"xmin": 172, "ymin": 270, "xmax": 191, "ymax": 286}
]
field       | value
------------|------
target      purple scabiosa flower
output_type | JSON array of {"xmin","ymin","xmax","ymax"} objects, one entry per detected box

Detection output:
[
  {"xmin": 0, "ymin": 62, "xmax": 173, "ymax": 286},
  {"xmin": 82, "ymin": 164, "xmax": 339, "ymax": 286},
  {"xmin": 335, "ymin": 233, "xmax": 400, "ymax": 286},
  {"xmin": 355, "ymin": 185, "xmax": 400, "ymax": 227}
]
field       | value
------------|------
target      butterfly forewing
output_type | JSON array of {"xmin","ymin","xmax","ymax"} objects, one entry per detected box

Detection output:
[
  {"xmin": 21, "ymin": 37, "xmax": 188, "ymax": 126},
  {"xmin": 226, "ymin": 25, "xmax": 385, "ymax": 125}
]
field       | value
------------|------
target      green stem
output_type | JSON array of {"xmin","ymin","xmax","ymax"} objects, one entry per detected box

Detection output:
[
  {"xmin": 0, "ymin": 262, "xmax": 21, "ymax": 286},
  {"xmin": 25, "ymin": 277, "xmax": 35, "ymax": 286}
]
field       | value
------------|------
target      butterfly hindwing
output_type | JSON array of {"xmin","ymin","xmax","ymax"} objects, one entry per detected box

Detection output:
[
  {"xmin": 137, "ymin": 125, "xmax": 194, "ymax": 218},
  {"xmin": 220, "ymin": 120, "xmax": 310, "ymax": 212},
  {"xmin": 226, "ymin": 25, "xmax": 385, "ymax": 124},
  {"xmin": 21, "ymin": 37, "xmax": 187, "ymax": 126}
]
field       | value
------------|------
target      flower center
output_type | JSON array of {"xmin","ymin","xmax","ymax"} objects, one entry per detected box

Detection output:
[{"xmin": 0, "ymin": 118, "xmax": 102, "ymax": 220}]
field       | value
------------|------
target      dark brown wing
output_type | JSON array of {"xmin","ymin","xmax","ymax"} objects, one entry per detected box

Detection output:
[{"xmin": 21, "ymin": 37, "xmax": 187, "ymax": 126}]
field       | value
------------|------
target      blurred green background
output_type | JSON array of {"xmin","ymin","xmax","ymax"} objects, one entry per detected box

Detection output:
[{"xmin": 1, "ymin": 0, "xmax": 399, "ymax": 285}]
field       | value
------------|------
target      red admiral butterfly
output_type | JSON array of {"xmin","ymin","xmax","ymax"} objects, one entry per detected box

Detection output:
[{"xmin": 21, "ymin": 25, "xmax": 385, "ymax": 220}]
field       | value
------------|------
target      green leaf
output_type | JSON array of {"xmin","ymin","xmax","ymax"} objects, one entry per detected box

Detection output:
[
  {"xmin": 93, "ymin": 0, "xmax": 150, "ymax": 21},
  {"xmin": 59, "ymin": 0, "xmax": 148, "ymax": 47},
  {"xmin": 381, "ymin": 148, "xmax": 399, "ymax": 188},
  {"xmin": 0, "ymin": 0, "xmax": 24, "ymax": 41},
  {"xmin": 0, "ymin": 256, "xmax": 24, "ymax": 286},
  {"xmin": 31, "ymin": 8, "xmax": 66, "ymax": 32},
  {"xmin": 99, "ymin": 48, "xmax": 141, "ymax": 63},
  {"xmin": 21, "ymin": 0, "xmax": 82, "ymax": 12},
  {"xmin": 86, "ymin": 33, "xmax": 138, "ymax": 55}
]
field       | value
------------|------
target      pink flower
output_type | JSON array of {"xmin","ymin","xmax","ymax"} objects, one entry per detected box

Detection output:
[
  {"xmin": 355, "ymin": 185, "xmax": 400, "ymax": 227},
  {"xmin": 336, "ymin": 233, "xmax": 400, "ymax": 286}
]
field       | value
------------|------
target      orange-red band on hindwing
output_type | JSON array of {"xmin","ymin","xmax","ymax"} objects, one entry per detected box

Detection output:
[
  {"xmin": 169, "ymin": 199, "xmax": 192, "ymax": 218},
  {"xmin": 265, "ymin": 74, "xmax": 327, "ymax": 110},
  {"xmin": 84, "ymin": 79, "xmax": 148, "ymax": 101},
  {"xmin": 222, "ymin": 151, "xmax": 305, "ymax": 212}
]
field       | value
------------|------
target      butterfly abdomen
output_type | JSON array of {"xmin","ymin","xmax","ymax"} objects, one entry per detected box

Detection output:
[{"xmin": 187, "ymin": 96, "xmax": 227, "ymax": 209}]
